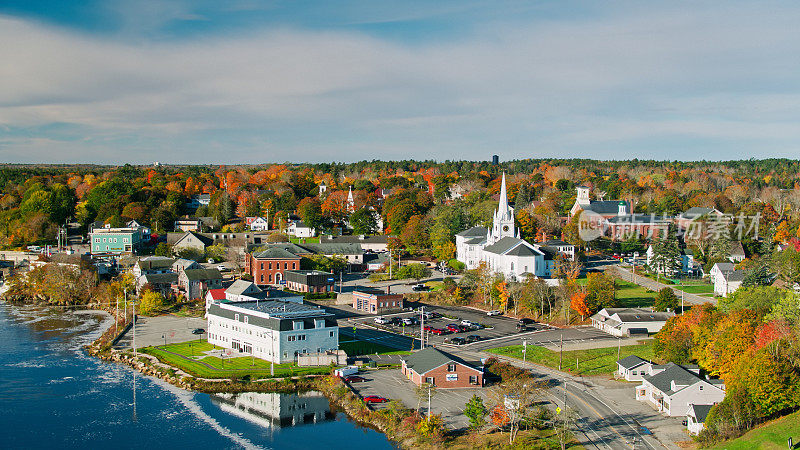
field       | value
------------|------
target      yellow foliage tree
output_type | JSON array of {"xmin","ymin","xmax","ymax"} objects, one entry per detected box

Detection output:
[{"xmin": 138, "ymin": 290, "xmax": 165, "ymax": 316}]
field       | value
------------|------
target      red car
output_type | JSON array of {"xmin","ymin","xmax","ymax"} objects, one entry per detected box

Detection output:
[
  {"xmin": 430, "ymin": 328, "xmax": 446, "ymax": 335},
  {"xmin": 344, "ymin": 375, "xmax": 367, "ymax": 383},
  {"xmin": 363, "ymin": 396, "xmax": 389, "ymax": 404},
  {"xmin": 446, "ymin": 324, "xmax": 461, "ymax": 333},
  {"xmin": 423, "ymin": 325, "xmax": 434, "ymax": 332}
]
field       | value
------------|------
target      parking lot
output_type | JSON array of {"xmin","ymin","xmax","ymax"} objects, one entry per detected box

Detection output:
[
  {"xmin": 346, "ymin": 368, "xmax": 490, "ymax": 429},
  {"xmin": 114, "ymin": 315, "xmax": 207, "ymax": 349}
]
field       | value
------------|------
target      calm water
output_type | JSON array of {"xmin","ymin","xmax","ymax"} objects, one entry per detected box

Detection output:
[{"xmin": 0, "ymin": 303, "xmax": 395, "ymax": 449}]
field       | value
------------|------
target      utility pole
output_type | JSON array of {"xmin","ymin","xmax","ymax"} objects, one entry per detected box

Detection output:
[
  {"xmin": 617, "ymin": 337, "xmax": 621, "ymax": 361},
  {"xmin": 681, "ymin": 290, "xmax": 685, "ymax": 314},
  {"xmin": 132, "ymin": 299, "xmax": 137, "ymax": 356},
  {"xmin": 523, "ymin": 340, "xmax": 527, "ymax": 364},
  {"xmin": 427, "ymin": 385, "xmax": 432, "ymax": 417},
  {"xmin": 420, "ymin": 306, "xmax": 425, "ymax": 350},
  {"xmin": 388, "ymin": 249, "xmax": 392, "ymax": 279},
  {"xmin": 559, "ymin": 333, "xmax": 563, "ymax": 370}
]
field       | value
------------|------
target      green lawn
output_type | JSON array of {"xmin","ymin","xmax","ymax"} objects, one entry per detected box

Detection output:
[
  {"xmin": 675, "ymin": 284, "xmax": 715, "ymax": 294},
  {"xmin": 615, "ymin": 280, "xmax": 658, "ymax": 308},
  {"xmin": 289, "ymin": 237, "xmax": 320, "ymax": 244},
  {"xmin": 487, "ymin": 340, "xmax": 655, "ymax": 376},
  {"xmin": 709, "ymin": 409, "xmax": 800, "ymax": 450},
  {"xmin": 141, "ymin": 342, "xmax": 332, "ymax": 379}
]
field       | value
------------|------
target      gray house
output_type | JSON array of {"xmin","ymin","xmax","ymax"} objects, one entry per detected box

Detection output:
[
  {"xmin": 636, "ymin": 363, "xmax": 725, "ymax": 417},
  {"xmin": 179, "ymin": 268, "xmax": 223, "ymax": 300}
]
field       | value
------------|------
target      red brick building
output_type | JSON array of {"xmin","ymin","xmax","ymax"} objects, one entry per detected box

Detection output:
[
  {"xmin": 352, "ymin": 288, "xmax": 403, "ymax": 315},
  {"xmin": 246, "ymin": 247, "xmax": 302, "ymax": 286},
  {"xmin": 401, "ymin": 347, "xmax": 484, "ymax": 388}
]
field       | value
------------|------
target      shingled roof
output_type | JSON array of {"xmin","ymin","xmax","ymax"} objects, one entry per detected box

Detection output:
[
  {"xmin": 182, "ymin": 268, "xmax": 223, "ymax": 281},
  {"xmin": 456, "ymin": 226, "xmax": 488, "ymax": 237},
  {"xmin": 402, "ymin": 347, "xmax": 481, "ymax": 376}
]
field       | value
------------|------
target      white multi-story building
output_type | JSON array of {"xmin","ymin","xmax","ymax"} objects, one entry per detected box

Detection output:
[
  {"xmin": 455, "ymin": 173, "xmax": 552, "ymax": 280},
  {"xmin": 207, "ymin": 299, "xmax": 338, "ymax": 364},
  {"xmin": 635, "ymin": 362, "xmax": 725, "ymax": 417}
]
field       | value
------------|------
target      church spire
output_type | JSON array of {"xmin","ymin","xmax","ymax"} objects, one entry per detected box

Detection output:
[{"xmin": 498, "ymin": 172, "xmax": 510, "ymax": 220}]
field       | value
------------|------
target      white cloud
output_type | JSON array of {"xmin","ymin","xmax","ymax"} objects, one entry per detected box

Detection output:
[{"xmin": 1, "ymin": 2, "xmax": 800, "ymax": 163}]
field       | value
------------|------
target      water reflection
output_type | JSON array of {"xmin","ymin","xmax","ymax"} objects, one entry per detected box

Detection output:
[{"xmin": 211, "ymin": 391, "xmax": 336, "ymax": 429}]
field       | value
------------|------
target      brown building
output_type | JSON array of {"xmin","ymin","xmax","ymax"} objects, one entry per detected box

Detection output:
[
  {"xmin": 246, "ymin": 247, "xmax": 302, "ymax": 286},
  {"xmin": 284, "ymin": 270, "xmax": 335, "ymax": 293},
  {"xmin": 401, "ymin": 347, "xmax": 484, "ymax": 388},
  {"xmin": 352, "ymin": 288, "xmax": 403, "ymax": 315}
]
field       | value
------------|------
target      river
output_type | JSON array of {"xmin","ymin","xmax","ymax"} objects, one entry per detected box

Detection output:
[{"xmin": 0, "ymin": 303, "xmax": 396, "ymax": 449}]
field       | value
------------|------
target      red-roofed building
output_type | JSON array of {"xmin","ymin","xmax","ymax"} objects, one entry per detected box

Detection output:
[{"xmin": 205, "ymin": 288, "xmax": 227, "ymax": 316}]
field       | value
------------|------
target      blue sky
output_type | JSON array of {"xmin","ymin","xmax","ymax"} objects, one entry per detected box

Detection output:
[{"xmin": 1, "ymin": 1, "xmax": 800, "ymax": 164}]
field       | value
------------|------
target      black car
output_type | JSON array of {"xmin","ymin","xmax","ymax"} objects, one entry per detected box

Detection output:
[
  {"xmin": 518, "ymin": 318, "xmax": 536, "ymax": 325},
  {"xmin": 389, "ymin": 317, "xmax": 402, "ymax": 325},
  {"xmin": 466, "ymin": 335, "xmax": 482, "ymax": 343},
  {"xmin": 192, "ymin": 328, "xmax": 205, "ymax": 335},
  {"xmin": 450, "ymin": 337, "xmax": 466, "ymax": 345}
]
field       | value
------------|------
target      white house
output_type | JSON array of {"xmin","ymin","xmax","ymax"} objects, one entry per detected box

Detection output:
[
  {"xmin": 591, "ymin": 308, "xmax": 675, "ymax": 337},
  {"xmin": 645, "ymin": 245, "xmax": 695, "ymax": 275},
  {"xmin": 248, "ymin": 217, "xmax": 270, "ymax": 231},
  {"xmin": 206, "ymin": 298, "xmax": 339, "ymax": 364},
  {"xmin": 616, "ymin": 355, "xmax": 658, "ymax": 382},
  {"xmin": 710, "ymin": 262, "xmax": 744, "ymax": 297},
  {"xmin": 686, "ymin": 403, "xmax": 713, "ymax": 435},
  {"xmin": 455, "ymin": 173, "xmax": 550, "ymax": 281},
  {"xmin": 286, "ymin": 220, "xmax": 316, "ymax": 238},
  {"xmin": 635, "ymin": 363, "xmax": 725, "ymax": 417}
]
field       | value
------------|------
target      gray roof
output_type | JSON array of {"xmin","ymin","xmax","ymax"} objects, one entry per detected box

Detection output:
[
  {"xmin": 542, "ymin": 239, "xmax": 571, "ymax": 247},
  {"xmin": 402, "ymin": 347, "xmax": 481, "ymax": 375},
  {"xmin": 226, "ymin": 279, "xmax": 262, "ymax": 296},
  {"xmin": 456, "ymin": 226, "xmax": 488, "ymax": 237},
  {"xmin": 581, "ymin": 200, "xmax": 627, "ymax": 215},
  {"xmin": 506, "ymin": 245, "xmax": 542, "ymax": 257},
  {"xmin": 713, "ymin": 262, "xmax": 735, "ymax": 272},
  {"xmin": 300, "ymin": 243, "xmax": 363, "ymax": 255},
  {"xmin": 617, "ymin": 355, "xmax": 649, "ymax": 370},
  {"xmin": 321, "ymin": 235, "xmax": 389, "ymax": 244},
  {"xmin": 644, "ymin": 363, "xmax": 704, "ymax": 395},
  {"xmin": 137, "ymin": 257, "xmax": 174, "ymax": 270},
  {"xmin": 232, "ymin": 299, "xmax": 325, "ymax": 317},
  {"xmin": 483, "ymin": 237, "xmax": 543, "ymax": 256},
  {"xmin": 723, "ymin": 270, "xmax": 746, "ymax": 282},
  {"xmin": 607, "ymin": 214, "xmax": 671, "ymax": 224},
  {"xmin": 681, "ymin": 207, "xmax": 720, "ymax": 219},
  {"xmin": 465, "ymin": 237, "xmax": 486, "ymax": 245},
  {"xmin": 730, "ymin": 241, "xmax": 745, "ymax": 257},
  {"xmin": 364, "ymin": 253, "xmax": 391, "ymax": 265},
  {"xmin": 592, "ymin": 308, "xmax": 674, "ymax": 324},
  {"xmin": 182, "ymin": 268, "xmax": 223, "ymax": 281},
  {"xmin": 142, "ymin": 273, "xmax": 178, "ymax": 284},
  {"xmin": 251, "ymin": 247, "xmax": 303, "ymax": 259},
  {"xmin": 688, "ymin": 404, "xmax": 714, "ymax": 423}
]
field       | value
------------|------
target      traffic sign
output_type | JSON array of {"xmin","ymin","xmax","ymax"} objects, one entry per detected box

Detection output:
[{"xmin": 556, "ymin": 407, "xmax": 561, "ymax": 415}]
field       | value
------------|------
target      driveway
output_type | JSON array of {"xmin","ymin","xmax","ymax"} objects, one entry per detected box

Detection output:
[
  {"xmin": 114, "ymin": 314, "xmax": 207, "ymax": 349},
  {"xmin": 346, "ymin": 368, "xmax": 489, "ymax": 430}
]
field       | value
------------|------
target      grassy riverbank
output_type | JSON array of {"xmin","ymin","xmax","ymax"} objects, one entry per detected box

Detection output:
[
  {"xmin": 487, "ymin": 340, "xmax": 655, "ymax": 376},
  {"xmin": 141, "ymin": 342, "xmax": 331, "ymax": 379}
]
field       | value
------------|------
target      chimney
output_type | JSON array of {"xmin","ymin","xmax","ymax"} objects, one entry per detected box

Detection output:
[{"xmin": 387, "ymin": 285, "xmax": 391, "ymax": 295}]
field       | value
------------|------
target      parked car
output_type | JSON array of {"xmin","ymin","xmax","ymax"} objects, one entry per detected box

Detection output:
[
  {"xmin": 374, "ymin": 316, "xmax": 388, "ymax": 325},
  {"xmin": 423, "ymin": 325, "xmax": 434, "ymax": 332},
  {"xmin": 518, "ymin": 318, "xmax": 536, "ymax": 325},
  {"xmin": 469, "ymin": 323, "xmax": 485, "ymax": 330},
  {"xmin": 363, "ymin": 396, "xmax": 389, "ymax": 404},
  {"xmin": 344, "ymin": 375, "xmax": 367, "ymax": 383},
  {"xmin": 446, "ymin": 324, "xmax": 461, "ymax": 333},
  {"xmin": 412, "ymin": 284, "xmax": 430, "ymax": 291},
  {"xmin": 466, "ymin": 334, "xmax": 482, "ymax": 343},
  {"xmin": 429, "ymin": 328, "xmax": 446, "ymax": 335},
  {"xmin": 191, "ymin": 328, "xmax": 205, "ymax": 335},
  {"xmin": 449, "ymin": 337, "xmax": 466, "ymax": 345},
  {"xmin": 389, "ymin": 317, "xmax": 402, "ymax": 325},
  {"xmin": 486, "ymin": 310, "xmax": 502, "ymax": 316},
  {"xmin": 460, "ymin": 319, "xmax": 474, "ymax": 327},
  {"xmin": 216, "ymin": 264, "xmax": 228, "ymax": 271},
  {"xmin": 402, "ymin": 317, "xmax": 417, "ymax": 326}
]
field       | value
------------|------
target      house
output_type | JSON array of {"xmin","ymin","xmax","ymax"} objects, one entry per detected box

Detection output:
[
  {"xmin": 539, "ymin": 239, "xmax": 576, "ymax": 261},
  {"xmin": 616, "ymin": 355, "xmax": 658, "ymax": 382},
  {"xmin": 171, "ymin": 231, "xmax": 214, "ymax": 255},
  {"xmin": 635, "ymin": 363, "xmax": 725, "ymax": 417},
  {"xmin": 286, "ymin": 220, "xmax": 316, "ymax": 238},
  {"xmin": 178, "ymin": 268, "xmax": 223, "ymax": 300},
  {"xmin": 710, "ymin": 262, "xmax": 744, "ymax": 297},
  {"xmin": 186, "ymin": 193, "xmax": 211, "ymax": 210},
  {"xmin": 364, "ymin": 252, "xmax": 391, "ymax": 272},
  {"xmin": 246, "ymin": 247, "xmax": 302, "ymax": 286},
  {"xmin": 686, "ymin": 403, "xmax": 713, "ymax": 435},
  {"xmin": 247, "ymin": 216, "xmax": 270, "ymax": 231},
  {"xmin": 320, "ymin": 234, "xmax": 389, "ymax": 253},
  {"xmin": 401, "ymin": 347, "xmax": 484, "ymax": 388},
  {"xmin": 455, "ymin": 173, "xmax": 550, "ymax": 281},
  {"xmin": 132, "ymin": 256, "xmax": 175, "ymax": 278},
  {"xmin": 284, "ymin": 270, "xmax": 335, "ymax": 293},
  {"xmin": 174, "ymin": 217, "xmax": 203, "ymax": 232},
  {"xmin": 352, "ymin": 288, "xmax": 403, "ymax": 315},
  {"xmin": 89, "ymin": 226, "xmax": 145, "ymax": 255},
  {"xmin": 570, "ymin": 186, "xmax": 631, "ymax": 219},
  {"xmin": 729, "ymin": 241, "xmax": 746, "ymax": 263},
  {"xmin": 137, "ymin": 272, "xmax": 178, "ymax": 296},
  {"xmin": 590, "ymin": 308, "xmax": 675, "ymax": 337},
  {"xmin": 206, "ymin": 298, "xmax": 338, "ymax": 364},
  {"xmin": 675, "ymin": 207, "xmax": 726, "ymax": 237}
]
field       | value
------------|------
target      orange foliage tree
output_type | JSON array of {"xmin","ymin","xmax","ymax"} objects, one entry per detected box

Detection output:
[{"xmin": 570, "ymin": 291, "xmax": 591, "ymax": 319}]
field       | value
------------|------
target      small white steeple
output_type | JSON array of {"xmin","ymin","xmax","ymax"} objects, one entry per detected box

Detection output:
[
  {"xmin": 488, "ymin": 172, "xmax": 516, "ymax": 244},
  {"xmin": 347, "ymin": 186, "xmax": 355, "ymax": 212}
]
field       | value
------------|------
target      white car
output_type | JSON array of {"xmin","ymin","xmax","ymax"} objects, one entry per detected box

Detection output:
[
  {"xmin": 460, "ymin": 319, "xmax": 474, "ymax": 327},
  {"xmin": 486, "ymin": 310, "xmax": 502, "ymax": 316},
  {"xmin": 374, "ymin": 316, "xmax": 388, "ymax": 325},
  {"xmin": 217, "ymin": 264, "xmax": 227, "ymax": 271}
]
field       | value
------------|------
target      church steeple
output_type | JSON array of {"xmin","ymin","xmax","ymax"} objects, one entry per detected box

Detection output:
[{"xmin": 488, "ymin": 172, "xmax": 516, "ymax": 244}]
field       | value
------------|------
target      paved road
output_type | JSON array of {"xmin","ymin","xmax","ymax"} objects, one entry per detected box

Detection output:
[
  {"xmin": 452, "ymin": 350, "xmax": 679, "ymax": 450},
  {"xmin": 609, "ymin": 265, "xmax": 715, "ymax": 306}
]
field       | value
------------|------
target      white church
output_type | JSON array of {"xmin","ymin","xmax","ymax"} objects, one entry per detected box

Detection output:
[{"xmin": 456, "ymin": 173, "xmax": 557, "ymax": 281}]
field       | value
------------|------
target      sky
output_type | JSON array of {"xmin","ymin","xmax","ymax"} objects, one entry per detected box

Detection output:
[{"xmin": 1, "ymin": 0, "xmax": 800, "ymax": 164}]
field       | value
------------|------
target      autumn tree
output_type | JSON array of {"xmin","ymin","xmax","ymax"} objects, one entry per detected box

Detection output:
[
  {"xmin": 570, "ymin": 291, "xmax": 591, "ymax": 319},
  {"xmin": 138, "ymin": 290, "xmax": 165, "ymax": 316},
  {"xmin": 349, "ymin": 208, "xmax": 377, "ymax": 235},
  {"xmin": 584, "ymin": 272, "xmax": 617, "ymax": 313}
]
